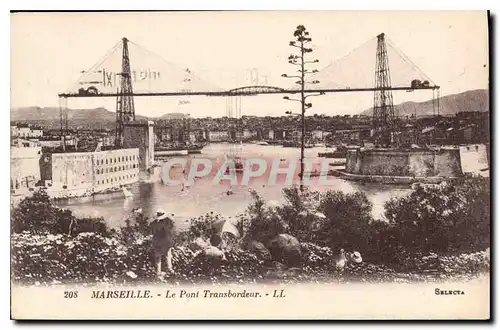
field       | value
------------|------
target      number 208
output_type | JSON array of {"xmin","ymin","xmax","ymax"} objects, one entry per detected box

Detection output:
[{"xmin": 64, "ymin": 291, "xmax": 78, "ymax": 299}]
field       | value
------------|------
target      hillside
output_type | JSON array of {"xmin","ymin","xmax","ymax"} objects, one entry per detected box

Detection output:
[
  {"xmin": 158, "ymin": 113, "xmax": 190, "ymax": 119},
  {"xmin": 361, "ymin": 89, "xmax": 489, "ymax": 117},
  {"xmin": 10, "ymin": 107, "xmax": 149, "ymax": 130}
]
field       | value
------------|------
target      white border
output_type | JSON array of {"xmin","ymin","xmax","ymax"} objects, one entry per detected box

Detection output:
[{"xmin": 3, "ymin": 2, "xmax": 498, "ymax": 328}]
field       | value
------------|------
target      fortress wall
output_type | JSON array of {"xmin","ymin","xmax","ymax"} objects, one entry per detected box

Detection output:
[
  {"xmin": 346, "ymin": 149, "xmax": 463, "ymax": 178},
  {"xmin": 123, "ymin": 121, "xmax": 154, "ymax": 171},
  {"xmin": 459, "ymin": 144, "xmax": 489, "ymax": 174},
  {"xmin": 434, "ymin": 149, "xmax": 463, "ymax": 177}
]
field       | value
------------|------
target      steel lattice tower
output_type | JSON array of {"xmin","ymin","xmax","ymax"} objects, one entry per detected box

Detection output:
[
  {"xmin": 115, "ymin": 37, "xmax": 136, "ymax": 147},
  {"xmin": 373, "ymin": 33, "xmax": 395, "ymax": 147}
]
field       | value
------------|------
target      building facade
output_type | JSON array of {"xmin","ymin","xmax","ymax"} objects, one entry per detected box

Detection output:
[
  {"xmin": 208, "ymin": 131, "xmax": 229, "ymax": 142},
  {"xmin": 11, "ymin": 124, "xmax": 43, "ymax": 139},
  {"xmin": 123, "ymin": 121, "xmax": 155, "ymax": 171},
  {"xmin": 11, "ymin": 146, "xmax": 42, "ymax": 191},
  {"xmin": 41, "ymin": 148, "xmax": 140, "ymax": 196}
]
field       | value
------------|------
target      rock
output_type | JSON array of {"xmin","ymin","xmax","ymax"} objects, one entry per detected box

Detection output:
[
  {"xmin": 189, "ymin": 237, "xmax": 210, "ymax": 252},
  {"xmin": 246, "ymin": 240, "xmax": 272, "ymax": 261},
  {"xmin": 267, "ymin": 234, "xmax": 302, "ymax": 267},
  {"xmin": 203, "ymin": 246, "xmax": 226, "ymax": 261},
  {"xmin": 191, "ymin": 246, "xmax": 226, "ymax": 271}
]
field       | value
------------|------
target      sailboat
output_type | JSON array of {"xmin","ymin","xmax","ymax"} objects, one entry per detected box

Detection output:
[
  {"xmin": 225, "ymin": 141, "xmax": 244, "ymax": 174},
  {"xmin": 224, "ymin": 94, "xmax": 245, "ymax": 177}
]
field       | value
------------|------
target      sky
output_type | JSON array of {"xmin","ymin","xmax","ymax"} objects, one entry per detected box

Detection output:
[{"xmin": 11, "ymin": 11, "xmax": 489, "ymax": 118}]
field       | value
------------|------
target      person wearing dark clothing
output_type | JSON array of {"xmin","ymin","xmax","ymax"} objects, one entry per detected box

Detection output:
[{"xmin": 150, "ymin": 209, "xmax": 175, "ymax": 277}]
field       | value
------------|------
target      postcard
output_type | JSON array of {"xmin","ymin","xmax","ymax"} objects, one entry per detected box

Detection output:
[{"xmin": 10, "ymin": 10, "xmax": 490, "ymax": 320}]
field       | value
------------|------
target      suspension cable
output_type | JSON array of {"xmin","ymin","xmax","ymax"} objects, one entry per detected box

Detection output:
[{"xmin": 66, "ymin": 39, "xmax": 122, "ymax": 93}]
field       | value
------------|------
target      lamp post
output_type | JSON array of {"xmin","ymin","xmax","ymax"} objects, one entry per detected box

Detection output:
[{"xmin": 282, "ymin": 25, "xmax": 323, "ymax": 191}]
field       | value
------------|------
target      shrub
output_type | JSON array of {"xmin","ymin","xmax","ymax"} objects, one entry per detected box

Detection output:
[
  {"xmin": 12, "ymin": 190, "xmax": 63, "ymax": 234},
  {"xmin": 278, "ymin": 187, "xmax": 324, "ymax": 242},
  {"xmin": 187, "ymin": 213, "xmax": 223, "ymax": 241},
  {"xmin": 241, "ymin": 190, "xmax": 288, "ymax": 244},
  {"xmin": 120, "ymin": 213, "xmax": 151, "ymax": 244},
  {"xmin": 438, "ymin": 250, "xmax": 490, "ymax": 276},
  {"xmin": 384, "ymin": 175, "xmax": 490, "ymax": 256},
  {"xmin": 316, "ymin": 190, "xmax": 374, "ymax": 253},
  {"xmin": 300, "ymin": 242, "xmax": 334, "ymax": 270},
  {"xmin": 11, "ymin": 190, "xmax": 111, "ymax": 237}
]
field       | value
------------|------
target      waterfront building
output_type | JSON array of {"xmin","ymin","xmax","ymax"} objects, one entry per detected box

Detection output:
[
  {"xmin": 40, "ymin": 148, "xmax": 140, "ymax": 197},
  {"xmin": 243, "ymin": 129, "xmax": 256, "ymax": 139},
  {"xmin": 123, "ymin": 121, "xmax": 155, "ymax": 171},
  {"xmin": 11, "ymin": 124, "xmax": 43, "ymax": 139},
  {"xmin": 11, "ymin": 145, "xmax": 42, "ymax": 192},
  {"xmin": 208, "ymin": 131, "xmax": 229, "ymax": 142},
  {"xmin": 311, "ymin": 129, "xmax": 327, "ymax": 141},
  {"xmin": 38, "ymin": 136, "xmax": 78, "ymax": 149},
  {"xmin": 11, "ymin": 138, "xmax": 40, "ymax": 148}
]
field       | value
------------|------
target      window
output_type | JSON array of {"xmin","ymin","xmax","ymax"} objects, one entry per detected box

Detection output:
[
  {"xmin": 106, "ymin": 179, "xmax": 109, "ymax": 183},
  {"xmin": 106, "ymin": 159, "xmax": 108, "ymax": 164}
]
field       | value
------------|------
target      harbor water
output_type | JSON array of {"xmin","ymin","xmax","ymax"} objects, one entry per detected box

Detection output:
[{"xmin": 54, "ymin": 143, "xmax": 412, "ymax": 231}]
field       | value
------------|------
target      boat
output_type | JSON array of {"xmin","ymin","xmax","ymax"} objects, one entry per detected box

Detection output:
[
  {"xmin": 225, "ymin": 139, "xmax": 244, "ymax": 174},
  {"xmin": 187, "ymin": 142, "xmax": 207, "ymax": 154},
  {"xmin": 155, "ymin": 143, "xmax": 188, "ymax": 156},
  {"xmin": 225, "ymin": 157, "xmax": 244, "ymax": 174},
  {"xmin": 318, "ymin": 145, "xmax": 348, "ymax": 158},
  {"xmin": 282, "ymin": 141, "xmax": 299, "ymax": 148},
  {"xmin": 122, "ymin": 187, "xmax": 133, "ymax": 198},
  {"xmin": 282, "ymin": 140, "xmax": 314, "ymax": 148},
  {"xmin": 263, "ymin": 140, "xmax": 282, "ymax": 145}
]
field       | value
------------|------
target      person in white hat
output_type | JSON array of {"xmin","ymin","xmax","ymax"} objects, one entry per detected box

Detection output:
[
  {"xmin": 350, "ymin": 251, "xmax": 363, "ymax": 264},
  {"xmin": 150, "ymin": 209, "xmax": 175, "ymax": 277}
]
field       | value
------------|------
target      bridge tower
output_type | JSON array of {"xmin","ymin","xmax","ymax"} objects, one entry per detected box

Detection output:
[
  {"xmin": 115, "ymin": 37, "xmax": 136, "ymax": 148},
  {"xmin": 372, "ymin": 33, "xmax": 396, "ymax": 147}
]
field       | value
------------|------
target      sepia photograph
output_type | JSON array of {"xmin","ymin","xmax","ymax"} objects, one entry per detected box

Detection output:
[{"xmin": 9, "ymin": 10, "xmax": 490, "ymax": 320}]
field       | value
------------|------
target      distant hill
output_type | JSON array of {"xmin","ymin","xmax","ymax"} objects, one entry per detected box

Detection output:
[
  {"xmin": 10, "ymin": 107, "xmax": 149, "ymax": 130},
  {"xmin": 158, "ymin": 113, "xmax": 190, "ymax": 120},
  {"xmin": 361, "ymin": 89, "xmax": 489, "ymax": 117}
]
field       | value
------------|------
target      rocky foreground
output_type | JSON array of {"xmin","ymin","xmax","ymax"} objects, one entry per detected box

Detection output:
[{"xmin": 11, "ymin": 232, "xmax": 490, "ymax": 286}]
